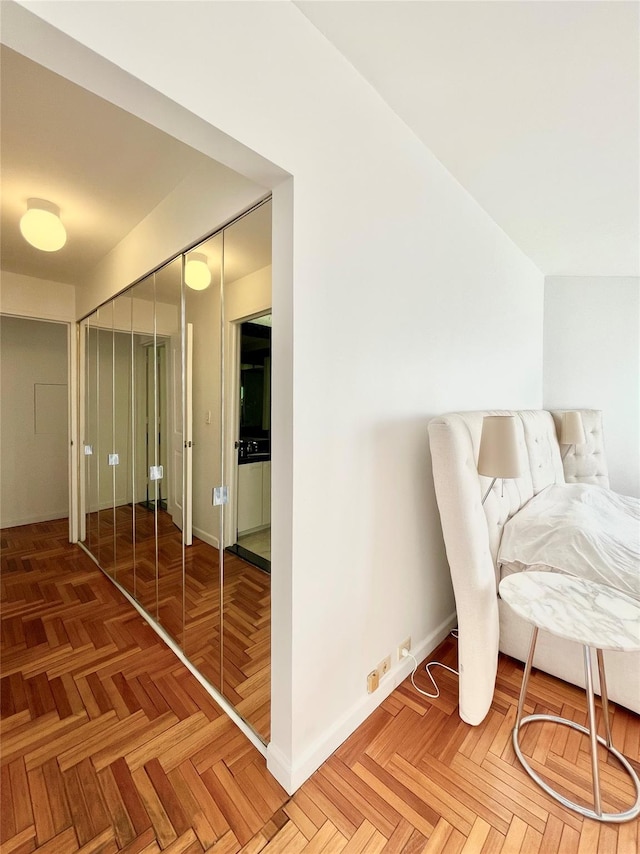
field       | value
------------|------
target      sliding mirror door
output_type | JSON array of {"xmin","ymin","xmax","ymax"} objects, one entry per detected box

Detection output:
[
  {"xmin": 97, "ymin": 302, "xmax": 116, "ymax": 578},
  {"xmin": 155, "ymin": 257, "xmax": 184, "ymax": 646},
  {"xmin": 112, "ymin": 291, "xmax": 134, "ymax": 597},
  {"xmin": 78, "ymin": 198, "xmax": 272, "ymax": 746},
  {"xmin": 182, "ymin": 232, "xmax": 223, "ymax": 690},
  {"xmin": 131, "ymin": 274, "xmax": 158, "ymax": 618},
  {"xmin": 221, "ymin": 200, "xmax": 272, "ymax": 740},
  {"xmin": 83, "ymin": 313, "xmax": 100, "ymax": 561}
]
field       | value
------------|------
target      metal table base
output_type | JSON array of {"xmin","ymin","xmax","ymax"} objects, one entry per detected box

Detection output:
[{"xmin": 513, "ymin": 627, "xmax": 640, "ymax": 823}]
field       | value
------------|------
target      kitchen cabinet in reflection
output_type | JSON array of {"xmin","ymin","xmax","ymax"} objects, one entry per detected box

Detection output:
[{"xmin": 237, "ymin": 460, "xmax": 271, "ymax": 534}]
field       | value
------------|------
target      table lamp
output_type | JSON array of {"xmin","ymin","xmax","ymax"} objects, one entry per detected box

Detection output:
[
  {"xmin": 478, "ymin": 415, "xmax": 523, "ymax": 504},
  {"xmin": 560, "ymin": 411, "xmax": 586, "ymax": 460}
]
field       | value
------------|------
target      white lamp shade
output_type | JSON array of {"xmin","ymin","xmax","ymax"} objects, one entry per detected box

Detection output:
[
  {"xmin": 477, "ymin": 415, "xmax": 522, "ymax": 479},
  {"xmin": 19, "ymin": 198, "xmax": 66, "ymax": 252},
  {"xmin": 560, "ymin": 411, "xmax": 586, "ymax": 445},
  {"xmin": 185, "ymin": 253, "xmax": 211, "ymax": 290}
]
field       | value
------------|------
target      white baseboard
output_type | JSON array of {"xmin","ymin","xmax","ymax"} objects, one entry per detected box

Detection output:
[
  {"xmin": 267, "ymin": 610, "xmax": 457, "ymax": 794},
  {"xmin": 87, "ymin": 498, "xmax": 134, "ymax": 513},
  {"xmin": 0, "ymin": 510, "xmax": 68, "ymax": 528},
  {"xmin": 192, "ymin": 526, "xmax": 219, "ymax": 550}
]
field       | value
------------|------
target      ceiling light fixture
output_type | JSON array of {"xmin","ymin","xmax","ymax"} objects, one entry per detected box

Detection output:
[
  {"xmin": 20, "ymin": 198, "xmax": 67, "ymax": 252},
  {"xmin": 185, "ymin": 252, "xmax": 211, "ymax": 290}
]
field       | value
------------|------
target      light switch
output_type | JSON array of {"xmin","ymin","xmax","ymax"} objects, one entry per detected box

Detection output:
[
  {"xmin": 149, "ymin": 465, "xmax": 164, "ymax": 481},
  {"xmin": 108, "ymin": 453, "xmax": 119, "ymax": 466},
  {"xmin": 212, "ymin": 486, "xmax": 228, "ymax": 506},
  {"xmin": 84, "ymin": 444, "xmax": 93, "ymax": 456},
  {"xmin": 205, "ymin": 410, "xmax": 211, "ymax": 425}
]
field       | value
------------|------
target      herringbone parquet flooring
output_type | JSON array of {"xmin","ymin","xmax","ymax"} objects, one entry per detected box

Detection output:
[
  {"xmin": 1, "ymin": 519, "xmax": 639, "ymax": 853},
  {"xmin": 83, "ymin": 507, "xmax": 271, "ymax": 741}
]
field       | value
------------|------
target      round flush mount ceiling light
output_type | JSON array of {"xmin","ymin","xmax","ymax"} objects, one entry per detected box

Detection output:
[
  {"xmin": 185, "ymin": 252, "xmax": 211, "ymax": 290},
  {"xmin": 20, "ymin": 198, "xmax": 67, "ymax": 252}
]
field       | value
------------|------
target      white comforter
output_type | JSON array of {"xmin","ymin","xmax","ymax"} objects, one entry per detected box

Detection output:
[{"xmin": 498, "ymin": 483, "xmax": 640, "ymax": 600}]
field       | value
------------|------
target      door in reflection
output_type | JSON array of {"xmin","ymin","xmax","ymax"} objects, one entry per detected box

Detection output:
[
  {"xmin": 112, "ymin": 291, "xmax": 134, "ymax": 597},
  {"xmin": 97, "ymin": 302, "xmax": 116, "ymax": 578}
]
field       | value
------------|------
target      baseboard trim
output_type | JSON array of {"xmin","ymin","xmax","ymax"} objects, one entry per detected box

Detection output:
[
  {"xmin": 269, "ymin": 610, "xmax": 457, "ymax": 794},
  {"xmin": 192, "ymin": 526, "xmax": 219, "ymax": 550},
  {"xmin": 1, "ymin": 511, "xmax": 68, "ymax": 528},
  {"xmin": 266, "ymin": 742, "xmax": 292, "ymax": 793}
]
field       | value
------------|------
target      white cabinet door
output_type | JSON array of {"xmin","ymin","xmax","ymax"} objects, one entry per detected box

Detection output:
[
  {"xmin": 262, "ymin": 461, "xmax": 271, "ymax": 525},
  {"xmin": 237, "ymin": 462, "xmax": 263, "ymax": 533}
]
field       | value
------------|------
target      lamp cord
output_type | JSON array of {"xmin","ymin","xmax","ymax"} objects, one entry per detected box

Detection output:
[{"xmin": 405, "ymin": 629, "xmax": 459, "ymax": 700}]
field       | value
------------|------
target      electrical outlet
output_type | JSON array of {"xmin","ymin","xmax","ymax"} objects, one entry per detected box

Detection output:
[
  {"xmin": 398, "ymin": 637, "xmax": 411, "ymax": 660},
  {"xmin": 367, "ymin": 670, "xmax": 379, "ymax": 693},
  {"xmin": 378, "ymin": 655, "xmax": 391, "ymax": 678}
]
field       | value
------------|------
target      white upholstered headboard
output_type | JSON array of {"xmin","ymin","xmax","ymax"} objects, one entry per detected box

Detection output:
[
  {"xmin": 550, "ymin": 409, "xmax": 610, "ymax": 487},
  {"xmin": 427, "ymin": 409, "xmax": 608, "ymax": 725}
]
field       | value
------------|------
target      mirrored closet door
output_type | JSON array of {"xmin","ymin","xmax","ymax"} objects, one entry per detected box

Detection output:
[
  {"xmin": 79, "ymin": 199, "xmax": 272, "ymax": 743},
  {"xmin": 182, "ymin": 231, "xmax": 224, "ymax": 692}
]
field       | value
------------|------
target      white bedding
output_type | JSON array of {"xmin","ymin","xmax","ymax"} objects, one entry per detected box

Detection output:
[{"xmin": 498, "ymin": 483, "xmax": 640, "ymax": 600}]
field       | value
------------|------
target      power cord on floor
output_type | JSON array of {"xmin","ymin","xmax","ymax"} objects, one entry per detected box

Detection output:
[{"xmin": 402, "ymin": 629, "xmax": 459, "ymax": 699}]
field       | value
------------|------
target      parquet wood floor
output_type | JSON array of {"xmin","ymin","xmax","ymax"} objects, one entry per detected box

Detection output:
[
  {"xmin": 2, "ymin": 519, "xmax": 639, "ymax": 853},
  {"xmin": 84, "ymin": 507, "xmax": 270, "ymax": 741}
]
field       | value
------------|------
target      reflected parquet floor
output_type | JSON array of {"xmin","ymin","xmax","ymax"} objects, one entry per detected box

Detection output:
[{"xmin": 83, "ymin": 506, "xmax": 270, "ymax": 741}]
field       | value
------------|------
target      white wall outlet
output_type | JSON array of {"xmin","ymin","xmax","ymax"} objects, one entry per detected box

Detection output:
[
  {"xmin": 398, "ymin": 637, "xmax": 411, "ymax": 660},
  {"xmin": 377, "ymin": 655, "xmax": 391, "ymax": 678},
  {"xmin": 367, "ymin": 670, "xmax": 379, "ymax": 693}
]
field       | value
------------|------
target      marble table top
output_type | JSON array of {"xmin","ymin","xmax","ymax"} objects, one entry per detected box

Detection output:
[{"xmin": 499, "ymin": 571, "xmax": 640, "ymax": 652}]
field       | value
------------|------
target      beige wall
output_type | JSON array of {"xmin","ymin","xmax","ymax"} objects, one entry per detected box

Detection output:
[{"xmin": 0, "ymin": 315, "xmax": 69, "ymax": 526}]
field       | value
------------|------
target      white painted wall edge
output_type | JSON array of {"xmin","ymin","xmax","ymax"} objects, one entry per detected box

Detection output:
[{"xmin": 266, "ymin": 610, "xmax": 457, "ymax": 794}]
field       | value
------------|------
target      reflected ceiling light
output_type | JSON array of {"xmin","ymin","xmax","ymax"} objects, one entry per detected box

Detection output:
[
  {"xmin": 20, "ymin": 198, "xmax": 67, "ymax": 251},
  {"xmin": 185, "ymin": 252, "xmax": 211, "ymax": 290}
]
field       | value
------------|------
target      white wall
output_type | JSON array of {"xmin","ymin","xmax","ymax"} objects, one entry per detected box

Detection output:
[
  {"xmin": 0, "ymin": 315, "xmax": 69, "ymax": 526},
  {"xmin": 544, "ymin": 276, "xmax": 640, "ymax": 497},
  {"xmin": 14, "ymin": 1, "xmax": 544, "ymax": 791},
  {"xmin": 0, "ymin": 269, "xmax": 75, "ymax": 321}
]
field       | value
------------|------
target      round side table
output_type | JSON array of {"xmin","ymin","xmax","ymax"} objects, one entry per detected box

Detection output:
[{"xmin": 499, "ymin": 571, "xmax": 640, "ymax": 823}]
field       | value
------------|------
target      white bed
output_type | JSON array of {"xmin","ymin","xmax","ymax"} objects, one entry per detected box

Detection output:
[{"xmin": 428, "ymin": 409, "xmax": 640, "ymax": 726}]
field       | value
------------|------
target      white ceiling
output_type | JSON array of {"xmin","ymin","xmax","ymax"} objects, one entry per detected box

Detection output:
[
  {"xmin": 0, "ymin": 46, "xmax": 270, "ymax": 288},
  {"xmin": 2, "ymin": 4, "xmax": 637, "ymax": 285},
  {"xmin": 297, "ymin": 1, "xmax": 639, "ymax": 277}
]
